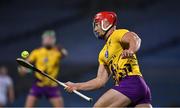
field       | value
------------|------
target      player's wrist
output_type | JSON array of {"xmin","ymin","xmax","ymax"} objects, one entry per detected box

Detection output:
[{"xmin": 75, "ymin": 83, "xmax": 82, "ymax": 90}]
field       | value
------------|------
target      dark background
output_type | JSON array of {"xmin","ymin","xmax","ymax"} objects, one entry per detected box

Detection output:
[{"xmin": 0, "ymin": 0, "xmax": 180, "ymax": 107}]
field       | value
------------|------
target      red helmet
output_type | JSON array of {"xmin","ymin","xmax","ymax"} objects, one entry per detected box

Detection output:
[
  {"xmin": 93, "ymin": 11, "xmax": 117, "ymax": 39},
  {"xmin": 93, "ymin": 11, "xmax": 117, "ymax": 31}
]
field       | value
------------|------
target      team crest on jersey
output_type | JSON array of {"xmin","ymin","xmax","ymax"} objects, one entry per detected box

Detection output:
[
  {"xmin": 44, "ymin": 57, "xmax": 48, "ymax": 63},
  {"xmin": 105, "ymin": 50, "xmax": 109, "ymax": 58}
]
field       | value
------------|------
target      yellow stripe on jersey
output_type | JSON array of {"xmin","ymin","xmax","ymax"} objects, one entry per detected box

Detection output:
[
  {"xmin": 98, "ymin": 29, "xmax": 142, "ymax": 85},
  {"xmin": 28, "ymin": 47, "xmax": 62, "ymax": 87}
]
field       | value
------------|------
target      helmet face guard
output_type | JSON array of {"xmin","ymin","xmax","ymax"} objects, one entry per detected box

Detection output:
[{"xmin": 93, "ymin": 11, "xmax": 117, "ymax": 40}]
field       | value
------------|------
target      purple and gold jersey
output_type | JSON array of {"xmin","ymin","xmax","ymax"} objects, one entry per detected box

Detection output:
[
  {"xmin": 28, "ymin": 47, "xmax": 62, "ymax": 87},
  {"xmin": 98, "ymin": 29, "xmax": 142, "ymax": 85}
]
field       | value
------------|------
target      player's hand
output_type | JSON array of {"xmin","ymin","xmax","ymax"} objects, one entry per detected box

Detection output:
[
  {"xmin": 17, "ymin": 66, "xmax": 28, "ymax": 76},
  {"xmin": 65, "ymin": 81, "xmax": 78, "ymax": 93},
  {"xmin": 121, "ymin": 49, "xmax": 134, "ymax": 59}
]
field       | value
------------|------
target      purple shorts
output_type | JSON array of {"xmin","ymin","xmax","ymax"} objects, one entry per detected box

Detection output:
[
  {"xmin": 29, "ymin": 84, "xmax": 61, "ymax": 99},
  {"xmin": 113, "ymin": 75, "xmax": 151, "ymax": 106}
]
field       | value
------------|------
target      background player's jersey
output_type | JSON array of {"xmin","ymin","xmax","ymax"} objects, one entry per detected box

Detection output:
[
  {"xmin": 28, "ymin": 47, "xmax": 62, "ymax": 87},
  {"xmin": 0, "ymin": 76, "xmax": 12, "ymax": 105},
  {"xmin": 98, "ymin": 29, "xmax": 142, "ymax": 85}
]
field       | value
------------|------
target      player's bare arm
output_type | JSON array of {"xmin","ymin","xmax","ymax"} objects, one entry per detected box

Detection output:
[
  {"xmin": 65, "ymin": 64, "xmax": 110, "ymax": 92},
  {"xmin": 8, "ymin": 84, "xmax": 15, "ymax": 103},
  {"xmin": 121, "ymin": 32, "xmax": 141, "ymax": 58},
  {"xmin": 60, "ymin": 48, "xmax": 68, "ymax": 57},
  {"xmin": 17, "ymin": 66, "xmax": 29, "ymax": 76},
  {"xmin": 56, "ymin": 45, "xmax": 68, "ymax": 58}
]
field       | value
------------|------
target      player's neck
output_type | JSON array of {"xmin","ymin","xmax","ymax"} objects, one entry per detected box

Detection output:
[
  {"xmin": 43, "ymin": 45, "xmax": 55, "ymax": 50},
  {"xmin": 104, "ymin": 27, "xmax": 116, "ymax": 41}
]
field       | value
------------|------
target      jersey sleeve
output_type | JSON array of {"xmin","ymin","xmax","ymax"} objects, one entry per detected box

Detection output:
[
  {"xmin": 98, "ymin": 52, "xmax": 105, "ymax": 65},
  {"xmin": 115, "ymin": 29, "xmax": 129, "ymax": 42},
  {"xmin": 28, "ymin": 49, "xmax": 37, "ymax": 63}
]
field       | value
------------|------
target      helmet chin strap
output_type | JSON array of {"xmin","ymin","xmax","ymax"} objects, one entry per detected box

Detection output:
[
  {"xmin": 94, "ymin": 19, "xmax": 116, "ymax": 40},
  {"xmin": 101, "ymin": 20, "xmax": 112, "ymax": 31},
  {"xmin": 100, "ymin": 25, "xmax": 114, "ymax": 40},
  {"xmin": 98, "ymin": 20, "xmax": 115, "ymax": 40},
  {"xmin": 101, "ymin": 21, "xmax": 112, "ymax": 31}
]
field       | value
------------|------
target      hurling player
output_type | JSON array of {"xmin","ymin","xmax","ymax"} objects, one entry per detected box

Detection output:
[
  {"xmin": 65, "ymin": 12, "xmax": 152, "ymax": 107},
  {"xmin": 19, "ymin": 30, "xmax": 68, "ymax": 107}
]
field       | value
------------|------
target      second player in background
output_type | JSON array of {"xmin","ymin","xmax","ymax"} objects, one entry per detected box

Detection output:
[{"xmin": 18, "ymin": 30, "xmax": 68, "ymax": 107}]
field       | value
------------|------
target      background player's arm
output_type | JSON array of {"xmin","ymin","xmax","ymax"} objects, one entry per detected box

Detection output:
[
  {"xmin": 65, "ymin": 64, "xmax": 110, "ymax": 91},
  {"xmin": 7, "ymin": 78, "xmax": 15, "ymax": 103},
  {"xmin": 18, "ymin": 65, "xmax": 33, "ymax": 76},
  {"xmin": 60, "ymin": 48, "xmax": 68, "ymax": 58},
  {"xmin": 120, "ymin": 32, "xmax": 141, "ymax": 58},
  {"xmin": 56, "ymin": 45, "xmax": 68, "ymax": 58},
  {"xmin": 8, "ymin": 84, "xmax": 15, "ymax": 103}
]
